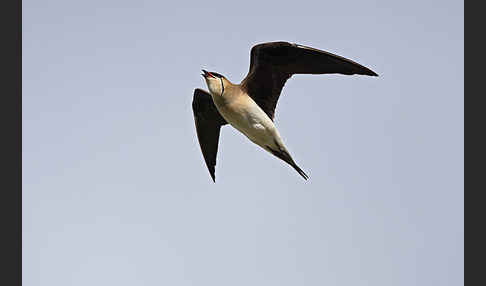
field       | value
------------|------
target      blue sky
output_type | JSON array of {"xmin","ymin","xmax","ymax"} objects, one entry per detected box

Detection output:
[{"xmin": 23, "ymin": 1, "xmax": 463, "ymax": 285}]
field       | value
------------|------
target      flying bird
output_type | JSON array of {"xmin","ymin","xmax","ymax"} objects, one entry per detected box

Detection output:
[{"xmin": 192, "ymin": 41, "xmax": 378, "ymax": 182}]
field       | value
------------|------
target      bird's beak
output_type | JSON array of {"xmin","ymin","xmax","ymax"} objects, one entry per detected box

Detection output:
[{"xmin": 201, "ymin": 69, "xmax": 215, "ymax": 78}]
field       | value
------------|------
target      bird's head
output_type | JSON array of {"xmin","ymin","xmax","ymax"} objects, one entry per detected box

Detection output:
[{"xmin": 201, "ymin": 69, "xmax": 228, "ymax": 97}]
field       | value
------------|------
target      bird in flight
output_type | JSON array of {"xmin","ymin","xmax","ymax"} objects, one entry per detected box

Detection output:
[{"xmin": 192, "ymin": 41, "xmax": 378, "ymax": 182}]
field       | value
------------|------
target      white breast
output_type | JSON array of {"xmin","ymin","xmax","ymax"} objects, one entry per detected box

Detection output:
[{"xmin": 216, "ymin": 96, "xmax": 279, "ymax": 148}]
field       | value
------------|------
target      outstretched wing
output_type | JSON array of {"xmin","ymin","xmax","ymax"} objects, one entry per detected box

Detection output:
[
  {"xmin": 192, "ymin": 88, "xmax": 227, "ymax": 182},
  {"xmin": 241, "ymin": 41, "xmax": 378, "ymax": 120}
]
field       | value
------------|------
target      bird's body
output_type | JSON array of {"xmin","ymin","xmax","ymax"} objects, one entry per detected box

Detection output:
[
  {"xmin": 210, "ymin": 84, "xmax": 281, "ymax": 154},
  {"xmin": 192, "ymin": 41, "xmax": 378, "ymax": 182}
]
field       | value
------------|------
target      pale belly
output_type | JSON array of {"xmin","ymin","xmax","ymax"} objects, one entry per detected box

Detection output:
[{"xmin": 216, "ymin": 100, "xmax": 278, "ymax": 148}]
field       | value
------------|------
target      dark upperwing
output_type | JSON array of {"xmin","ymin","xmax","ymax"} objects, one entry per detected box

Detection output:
[
  {"xmin": 241, "ymin": 41, "xmax": 378, "ymax": 120},
  {"xmin": 192, "ymin": 88, "xmax": 227, "ymax": 182}
]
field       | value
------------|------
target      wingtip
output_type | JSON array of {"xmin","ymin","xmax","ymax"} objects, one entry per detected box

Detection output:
[{"xmin": 363, "ymin": 69, "xmax": 379, "ymax": 77}]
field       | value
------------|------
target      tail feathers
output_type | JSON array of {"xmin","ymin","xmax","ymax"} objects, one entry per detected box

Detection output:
[
  {"xmin": 266, "ymin": 145, "xmax": 309, "ymax": 180},
  {"xmin": 291, "ymin": 163, "xmax": 309, "ymax": 180}
]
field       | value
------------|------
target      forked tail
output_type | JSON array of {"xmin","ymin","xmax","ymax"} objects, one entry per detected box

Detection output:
[
  {"xmin": 291, "ymin": 163, "xmax": 309, "ymax": 180},
  {"xmin": 266, "ymin": 145, "xmax": 309, "ymax": 180}
]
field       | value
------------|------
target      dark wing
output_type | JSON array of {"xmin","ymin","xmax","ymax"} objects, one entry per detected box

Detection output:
[
  {"xmin": 192, "ymin": 88, "xmax": 227, "ymax": 182},
  {"xmin": 241, "ymin": 41, "xmax": 378, "ymax": 120}
]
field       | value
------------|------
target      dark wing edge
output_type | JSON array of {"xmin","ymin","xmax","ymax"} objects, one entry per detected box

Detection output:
[
  {"xmin": 241, "ymin": 41, "xmax": 378, "ymax": 120},
  {"xmin": 247, "ymin": 41, "xmax": 378, "ymax": 77},
  {"xmin": 192, "ymin": 88, "xmax": 227, "ymax": 182},
  {"xmin": 290, "ymin": 43, "xmax": 379, "ymax": 76}
]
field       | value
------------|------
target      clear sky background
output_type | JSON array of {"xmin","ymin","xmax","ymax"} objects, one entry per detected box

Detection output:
[{"xmin": 23, "ymin": 0, "xmax": 464, "ymax": 285}]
